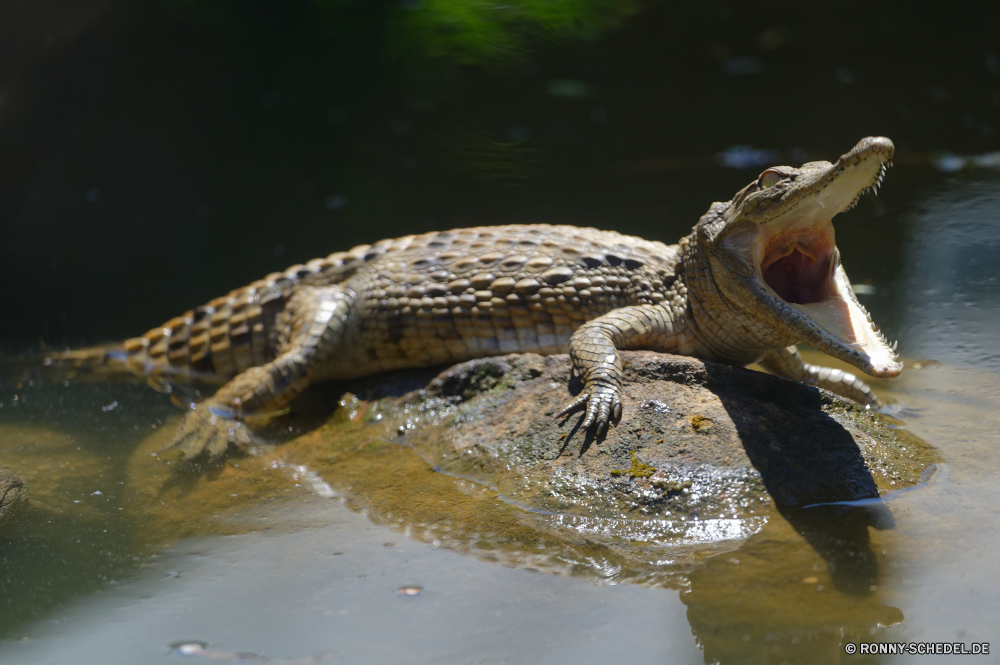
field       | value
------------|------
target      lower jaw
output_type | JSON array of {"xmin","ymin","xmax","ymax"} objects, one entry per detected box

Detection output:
[{"xmin": 780, "ymin": 291, "xmax": 900, "ymax": 378}]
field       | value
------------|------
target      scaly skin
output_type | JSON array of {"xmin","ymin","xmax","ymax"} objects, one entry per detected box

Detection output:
[{"xmin": 78, "ymin": 137, "xmax": 899, "ymax": 458}]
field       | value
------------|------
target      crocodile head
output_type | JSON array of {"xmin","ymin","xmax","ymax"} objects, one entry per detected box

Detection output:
[{"xmin": 699, "ymin": 136, "xmax": 901, "ymax": 378}]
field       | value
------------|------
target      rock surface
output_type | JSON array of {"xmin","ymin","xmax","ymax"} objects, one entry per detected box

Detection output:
[
  {"xmin": 0, "ymin": 465, "xmax": 27, "ymax": 527},
  {"xmin": 370, "ymin": 351, "xmax": 936, "ymax": 546}
]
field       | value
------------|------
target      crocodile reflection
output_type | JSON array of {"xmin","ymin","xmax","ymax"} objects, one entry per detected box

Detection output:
[
  {"xmin": 116, "ymin": 377, "xmax": 907, "ymax": 664},
  {"xmin": 2, "ymin": 371, "xmax": 911, "ymax": 657},
  {"xmin": 683, "ymin": 503, "xmax": 902, "ymax": 665}
]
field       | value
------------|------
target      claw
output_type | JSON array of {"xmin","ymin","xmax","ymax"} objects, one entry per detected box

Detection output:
[
  {"xmin": 556, "ymin": 393, "xmax": 590, "ymax": 419},
  {"xmin": 555, "ymin": 384, "xmax": 621, "ymax": 437},
  {"xmin": 596, "ymin": 408, "xmax": 610, "ymax": 436},
  {"xmin": 166, "ymin": 405, "xmax": 253, "ymax": 460}
]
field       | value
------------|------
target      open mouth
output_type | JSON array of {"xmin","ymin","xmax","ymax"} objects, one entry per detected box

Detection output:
[
  {"xmin": 754, "ymin": 220, "xmax": 900, "ymax": 377},
  {"xmin": 760, "ymin": 232, "xmax": 836, "ymax": 305},
  {"xmin": 726, "ymin": 137, "xmax": 902, "ymax": 377}
]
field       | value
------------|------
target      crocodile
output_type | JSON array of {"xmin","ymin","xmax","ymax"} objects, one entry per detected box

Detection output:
[{"xmin": 63, "ymin": 136, "xmax": 900, "ymax": 458}]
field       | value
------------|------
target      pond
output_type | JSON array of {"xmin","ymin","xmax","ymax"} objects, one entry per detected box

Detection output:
[{"xmin": 1, "ymin": 1, "xmax": 999, "ymax": 663}]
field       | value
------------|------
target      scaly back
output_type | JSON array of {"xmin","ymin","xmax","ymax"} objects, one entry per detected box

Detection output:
[{"xmin": 124, "ymin": 225, "xmax": 680, "ymax": 384}]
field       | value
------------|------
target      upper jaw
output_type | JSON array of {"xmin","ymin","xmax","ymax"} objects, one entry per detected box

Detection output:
[
  {"xmin": 715, "ymin": 136, "xmax": 901, "ymax": 378},
  {"xmin": 804, "ymin": 135, "xmax": 894, "ymax": 214}
]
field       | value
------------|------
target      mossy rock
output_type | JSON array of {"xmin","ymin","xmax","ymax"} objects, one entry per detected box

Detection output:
[{"xmin": 381, "ymin": 352, "xmax": 938, "ymax": 524}]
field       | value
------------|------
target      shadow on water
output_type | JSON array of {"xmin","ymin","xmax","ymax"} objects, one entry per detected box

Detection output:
[
  {"xmin": 785, "ymin": 503, "xmax": 894, "ymax": 597},
  {"xmin": 664, "ymin": 362, "xmax": 906, "ymax": 662},
  {"xmin": 680, "ymin": 462, "xmax": 903, "ymax": 663},
  {"xmin": 683, "ymin": 504, "xmax": 903, "ymax": 665}
]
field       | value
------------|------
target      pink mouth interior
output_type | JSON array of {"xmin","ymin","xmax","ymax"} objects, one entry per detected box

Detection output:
[{"xmin": 762, "ymin": 245, "xmax": 834, "ymax": 305}]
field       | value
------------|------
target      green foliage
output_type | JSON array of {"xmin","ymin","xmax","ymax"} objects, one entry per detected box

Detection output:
[
  {"xmin": 133, "ymin": 0, "xmax": 639, "ymax": 229},
  {"xmin": 156, "ymin": 0, "xmax": 637, "ymax": 68},
  {"xmin": 388, "ymin": 0, "xmax": 637, "ymax": 67}
]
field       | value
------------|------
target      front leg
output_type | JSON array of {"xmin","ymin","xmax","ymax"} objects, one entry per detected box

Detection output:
[
  {"xmin": 169, "ymin": 286, "xmax": 354, "ymax": 459},
  {"xmin": 556, "ymin": 305, "xmax": 673, "ymax": 435},
  {"xmin": 759, "ymin": 345, "xmax": 880, "ymax": 408}
]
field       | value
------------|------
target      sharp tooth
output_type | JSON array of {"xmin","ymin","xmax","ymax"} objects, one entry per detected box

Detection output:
[{"xmin": 891, "ymin": 340, "xmax": 898, "ymax": 351}]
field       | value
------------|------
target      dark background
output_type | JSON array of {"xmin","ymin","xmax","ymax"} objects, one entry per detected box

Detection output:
[{"xmin": 2, "ymin": 0, "xmax": 998, "ymax": 349}]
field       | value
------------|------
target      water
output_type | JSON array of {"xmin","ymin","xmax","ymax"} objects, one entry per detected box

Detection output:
[{"xmin": 2, "ymin": 1, "xmax": 1000, "ymax": 663}]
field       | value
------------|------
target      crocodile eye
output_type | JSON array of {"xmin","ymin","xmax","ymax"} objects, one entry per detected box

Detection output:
[{"xmin": 759, "ymin": 170, "xmax": 782, "ymax": 189}]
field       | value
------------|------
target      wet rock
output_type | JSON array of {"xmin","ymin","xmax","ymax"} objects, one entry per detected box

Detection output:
[
  {"xmin": 119, "ymin": 350, "xmax": 936, "ymax": 590},
  {"xmin": 0, "ymin": 464, "xmax": 28, "ymax": 527},
  {"xmin": 372, "ymin": 351, "xmax": 937, "ymax": 546}
]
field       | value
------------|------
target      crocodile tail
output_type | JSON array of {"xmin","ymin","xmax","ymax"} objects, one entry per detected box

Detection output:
[
  {"xmin": 44, "ymin": 343, "xmax": 128, "ymax": 371},
  {"xmin": 126, "ymin": 244, "xmax": 380, "ymax": 383},
  {"xmin": 125, "ymin": 299, "xmax": 266, "ymax": 385},
  {"xmin": 36, "ymin": 343, "xmax": 132, "ymax": 386},
  {"xmin": 127, "ymin": 281, "xmax": 290, "ymax": 385},
  {"xmin": 49, "ymin": 244, "xmax": 371, "ymax": 391}
]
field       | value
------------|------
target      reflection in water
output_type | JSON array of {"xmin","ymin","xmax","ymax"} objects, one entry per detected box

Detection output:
[
  {"xmin": 171, "ymin": 641, "xmax": 335, "ymax": 663},
  {"xmin": 683, "ymin": 506, "xmax": 903, "ymax": 665},
  {"xmin": 0, "ymin": 344, "xmax": 932, "ymax": 659},
  {"xmin": 0, "ymin": 375, "xmax": 178, "ymax": 636},
  {"xmin": 120, "ymin": 389, "xmax": 912, "ymax": 659}
]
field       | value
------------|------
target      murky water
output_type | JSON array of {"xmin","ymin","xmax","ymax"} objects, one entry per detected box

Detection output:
[{"xmin": 2, "ymin": 1, "xmax": 1000, "ymax": 663}]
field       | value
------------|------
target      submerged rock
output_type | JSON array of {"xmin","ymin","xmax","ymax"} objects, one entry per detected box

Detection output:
[{"xmin": 0, "ymin": 465, "xmax": 28, "ymax": 527}]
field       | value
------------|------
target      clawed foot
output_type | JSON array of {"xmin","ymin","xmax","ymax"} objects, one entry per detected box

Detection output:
[
  {"xmin": 555, "ymin": 383, "xmax": 622, "ymax": 436},
  {"xmin": 166, "ymin": 405, "xmax": 254, "ymax": 460}
]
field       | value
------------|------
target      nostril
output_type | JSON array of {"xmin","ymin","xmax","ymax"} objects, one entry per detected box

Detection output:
[{"xmin": 865, "ymin": 136, "xmax": 895, "ymax": 156}]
